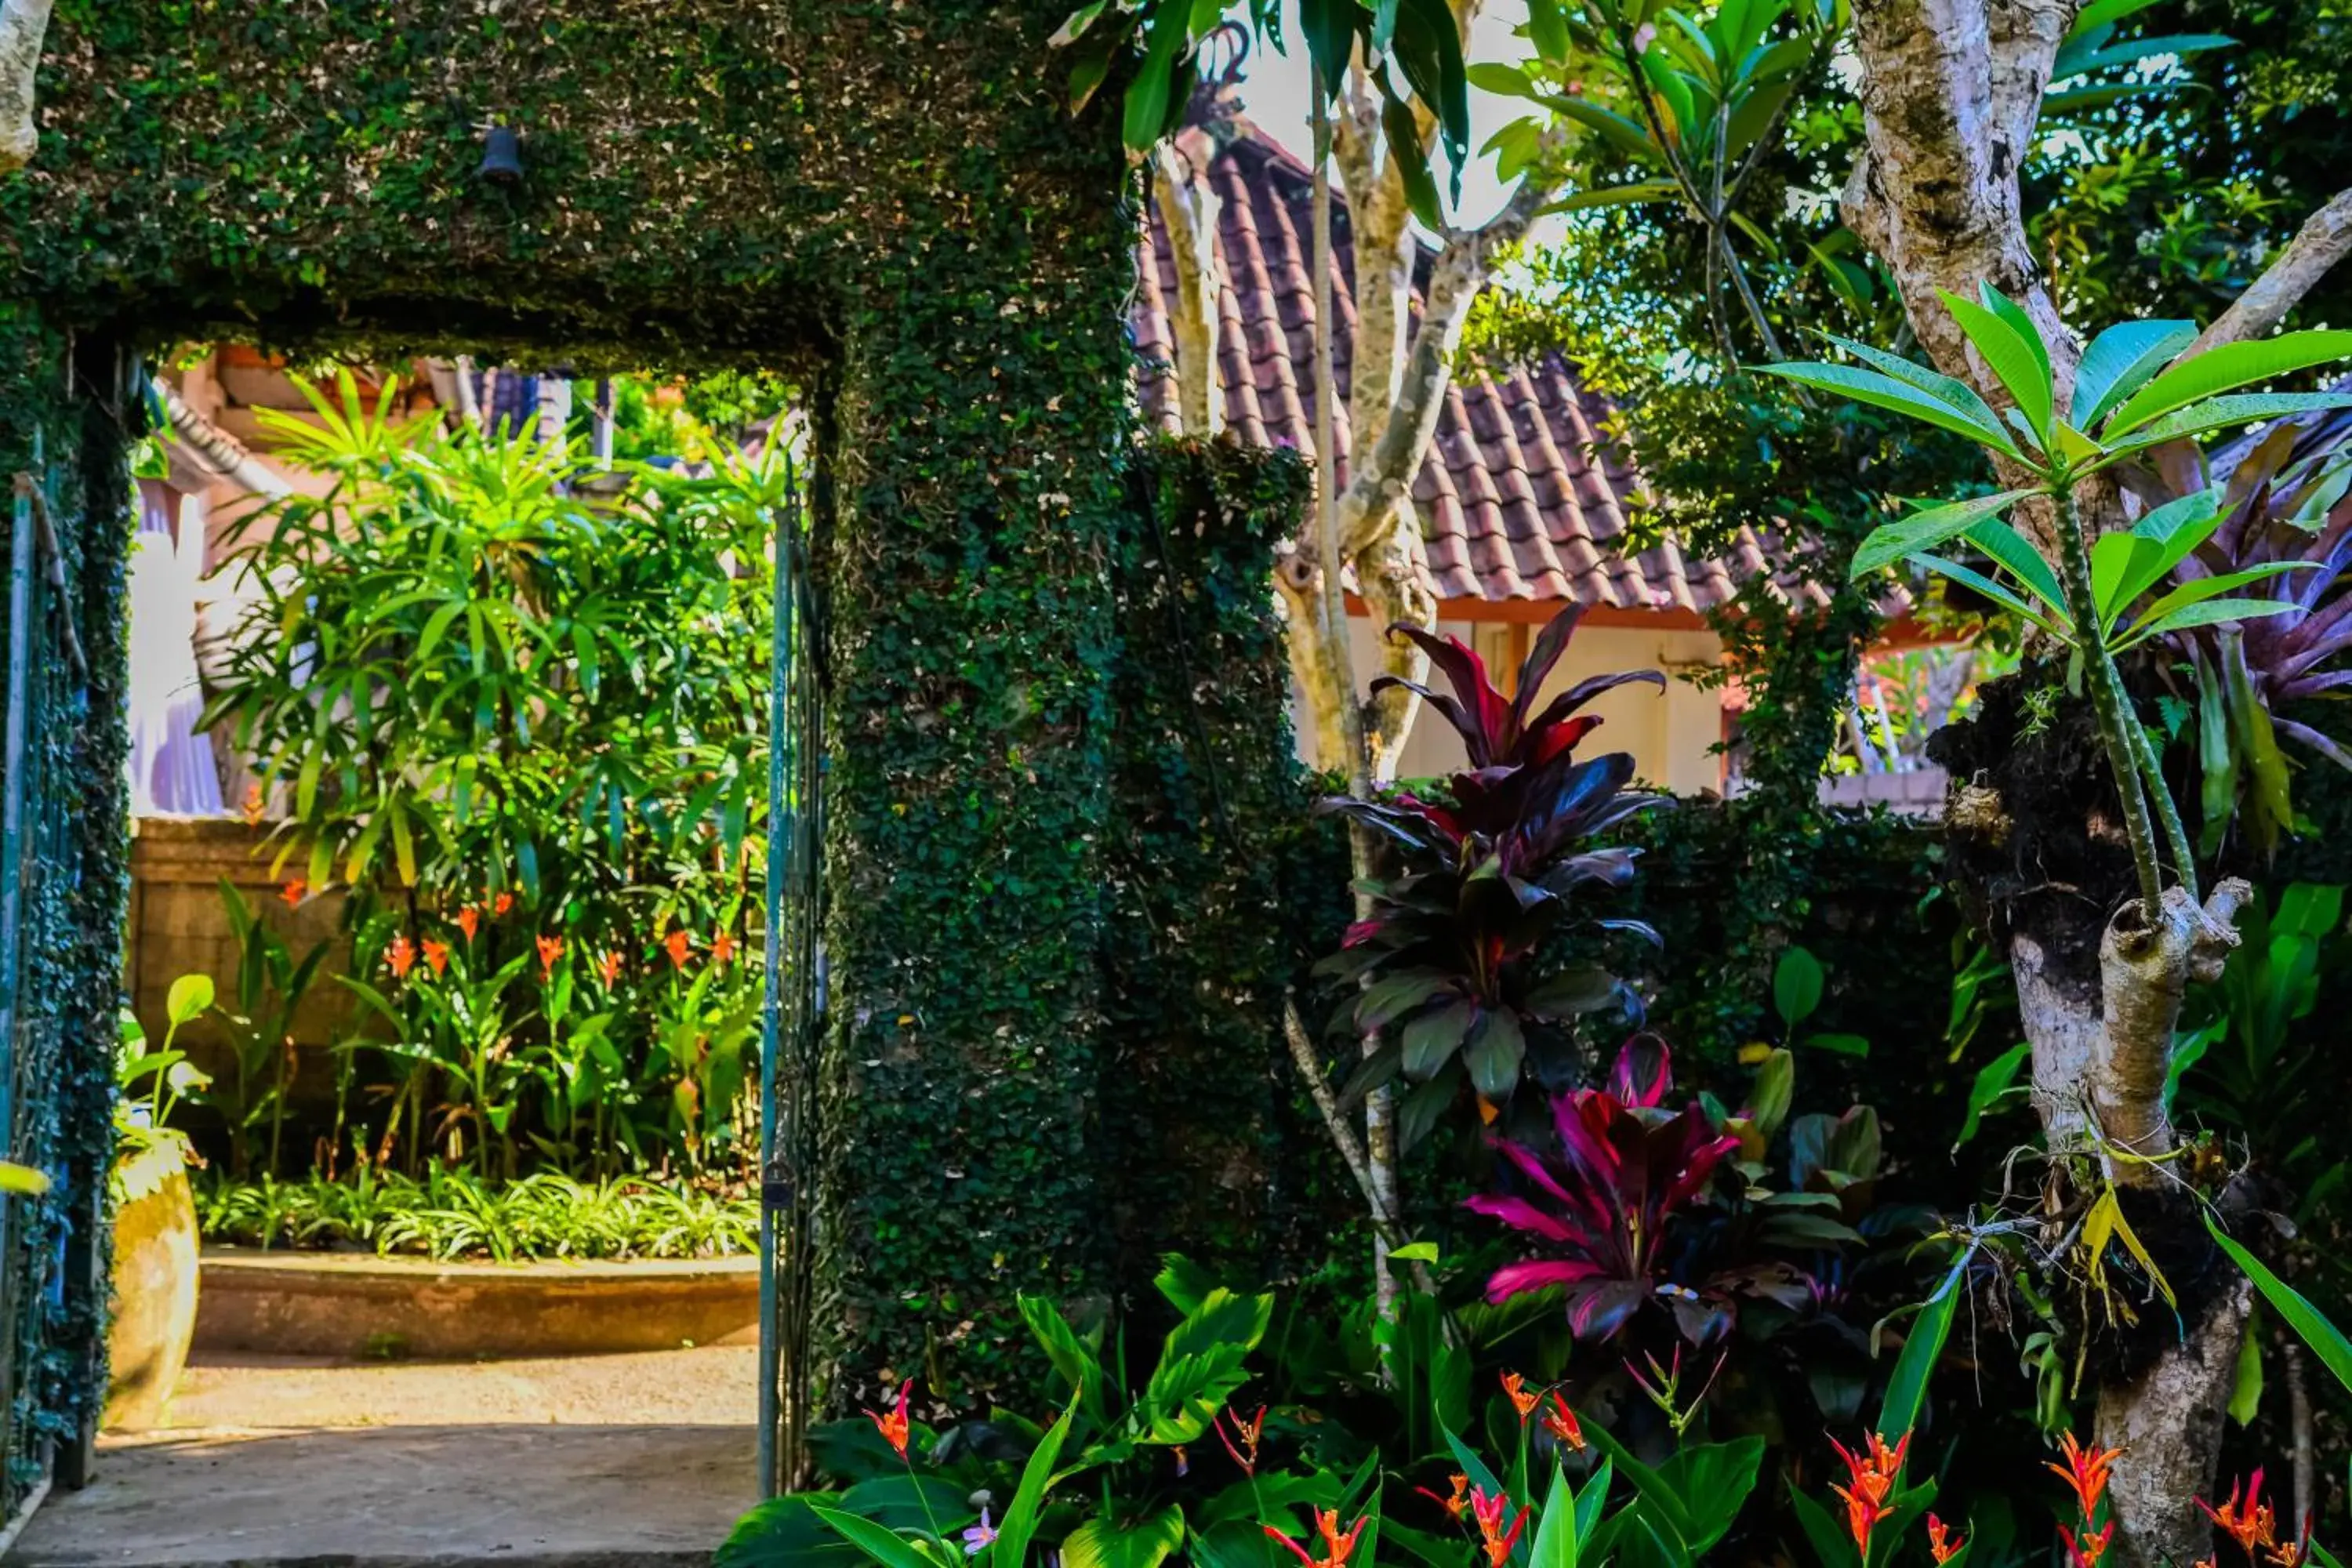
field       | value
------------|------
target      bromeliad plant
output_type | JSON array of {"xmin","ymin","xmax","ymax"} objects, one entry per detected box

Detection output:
[
  {"xmin": 1767, "ymin": 291, "xmax": 2352, "ymax": 921},
  {"xmin": 1316, "ymin": 606, "xmax": 1668, "ymax": 1142}
]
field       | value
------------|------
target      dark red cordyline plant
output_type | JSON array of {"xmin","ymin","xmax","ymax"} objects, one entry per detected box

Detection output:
[
  {"xmin": 1466, "ymin": 1036, "xmax": 1742, "ymax": 1341},
  {"xmin": 1315, "ymin": 605, "xmax": 1667, "ymax": 1130},
  {"xmin": 2136, "ymin": 399, "xmax": 2352, "ymax": 849}
]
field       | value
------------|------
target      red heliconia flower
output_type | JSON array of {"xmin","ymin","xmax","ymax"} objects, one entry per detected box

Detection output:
[
  {"xmin": 664, "ymin": 929, "xmax": 692, "ymax": 970},
  {"xmin": 1265, "ymin": 1510, "xmax": 1369, "ymax": 1568},
  {"xmin": 385, "ymin": 934, "xmax": 416, "ymax": 980},
  {"xmin": 1214, "ymin": 1404, "xmax": 1266, "ymax": 1476},
  {"xmin": 2063, "ymin": 1522, "xmax": 2116, "ymax": 1568},
  {"xmin": 1541, "ymin": 1392, "xmax": 1585, "ymax": 1452},
  {"xmin": 2047, "ymin": 1432, "xmax": 2123, "ymax": 1523},
  {"xmin": 1830, "ymin": 1430, "xmax": 1911, "ymax": 1559},
  {"xmin": 1468, "ymin": 1487, "xmax": 1530, "ymax": 1568},
  {"xmin": 710, "ymin": 931, "xmax": 739, "ymax": 967},
  {"xmin": 599, "ymin": 949, "xmax": 624, "ymax": 987},
  {"xmin": 2200, "ymin": 1472, "xmax": 2277, "ymax": 1557},
  {"xmin": 456, "ymin": 906, "xmax": 481, "ymax": 942},
  {"xmin": 535, "ymin": 934, "xmax": 564, "ymax": 979},
  {"xmin": 280, "ymin": 878, "xmax": 307, "ymax": 908},
  {"xmin": 1501, "ymin": 1371, "xmax": 1541, "ymax": 1422},
  {"xmin": 866, "ymin": 1378, "xmax": 912, "ymax": 1458},
  {"xmin": 421, "ymin": 938, "xmax": 448, "ymax": 977},
  {"xmin": 241, "ymin": 783, "xmax": 267, "ymax": 828},
  {"xmin": 1927, "ymin": 1514, "xmax": 1963, "ymax": 1566},
  {"xmin": 1416, "ymin": 1473, "xmax": 1472, "ymax": 1521}
]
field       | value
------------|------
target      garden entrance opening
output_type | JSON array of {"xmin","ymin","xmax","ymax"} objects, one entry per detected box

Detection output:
[{"xmin": 9, "ymin": 354, "xmax": 825, "ymax": 1564}]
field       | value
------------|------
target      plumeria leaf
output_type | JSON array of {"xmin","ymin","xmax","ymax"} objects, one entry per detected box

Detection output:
[
  {"xmin": 1961, "ymin": 519, "xmax": 2071, "ymax": 620},
  {"xmin": 1762, "ymin": 362, "xmax": 2024, "ymax": 461},
  {"xmin": 1938, "ymin": 286, "xmax": 2053, "ymax": 441},
  {"xmin": 2101, "ymin": 393, "xmax": 2352, "ymax": 459},
  {"xmin": 1849, "ymin": 490, "xmax": 2033, "ymax": 578},
  {"xmin": 2072, "ymin": 319, "xmax": 2197, "ymax": 430},
  {"xmin": 2101, "ymin": 330, "xmax": 2352, "ymax": 437}
]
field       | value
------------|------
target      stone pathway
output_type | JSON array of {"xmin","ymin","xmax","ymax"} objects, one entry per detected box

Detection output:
[{"xmin": 8, "ymin": 1346, "xmax": 760, "ymax": 1566}]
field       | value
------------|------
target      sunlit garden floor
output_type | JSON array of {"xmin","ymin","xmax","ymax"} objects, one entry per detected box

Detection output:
[{"xmin": 9, "ymin": 1345, "xmax": 756, "ymax": 1565}]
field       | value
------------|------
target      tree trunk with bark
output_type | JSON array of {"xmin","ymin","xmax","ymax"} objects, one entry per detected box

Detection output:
[{"xmin": 1835, "ymin": 1, "xmax": 2352, "ymax": 1557}]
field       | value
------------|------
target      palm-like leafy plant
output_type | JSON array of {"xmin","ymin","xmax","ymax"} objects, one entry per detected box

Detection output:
[
  {"xmin": 1766, "ymin": 289, "xmax": 2352, "ymax": 916},
  {"xmin": 1315, "ymin": 607, "xmax": 1666, "ymax": 1139}
]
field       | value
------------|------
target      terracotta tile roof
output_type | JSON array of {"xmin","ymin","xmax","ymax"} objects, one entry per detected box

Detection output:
[{"xmin": 1134, "ymin": 119, "xmax": 1802, "ymax": 615}]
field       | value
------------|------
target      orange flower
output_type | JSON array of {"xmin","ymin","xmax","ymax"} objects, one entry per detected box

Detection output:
[
  {"xmin": 1468, "ymin": 1487, "xmax": 1530, "ymax": 1568},
  {"xmin": 866, "ymin": 1378, "xmax": 912, "ymax": 1458},
  {"xmin": 1927, "ymin": 1514, "xmax": 1963, "ymax": 1566},
  {"xmin": 664, "ymin": 928, "xmax": 692, "ymax": 969},
  {"xmin": 1265, "ymin": 1510, "xmax": 1370, "ymax": 1568},
  {"xmin": 1830, "ymin": 1430, "xmax": 1911, "ymax": 1559},
  {"xmin": 385, "ymin": 935, "xmax": 416, "ymax": 980},
  {"xmin": 492, "ymin": 891, "xmax": 514, "ymax": 916},
  {"xmin": 1501, "ymin": 1371, "xmax": 1541, "ymax": 1422},
  {"xmin": 2047, "ymin": 1432, "xmax": 2124, "ymax": 1523},
  {"xmin": 421, "ymin": 938, "xmax": 448, "ymax": 977},
  {"xmin": 456, "ymin": 906, "xmax": 481, "ymax": 942},
  {"xmin": 2268, "ymin": 1541, "xmax": 2307, "ymax": 1568},
  {"xmin": 1416, "ymin": 1474, "xmax": 1472, "ymax": 1521},
  {"xmin": 535, "ymin": 934, "xmax": 564, "ymax": 979},
  {"xmin": 1214, "ymin": 1404, "xmax": 1266, "ymax": 1476},
  {"xmin": 2063, "ymin": 1522, "xmax": 2115, "ymax": 1568},
  {"xmin": 280, "ymin": 878, "xmax": 307, "ymax": 908},
  {"xmin": 1541, "ymin": 1392, "xmax": 1585, "ymax": 1452},
  {"xmin": 710, "ymin": 931, "xmax": 739, "ymax": 967},
  {"xmin": 2199, "ymin": 1472, "xmax": 2276, "ymax": 1557},
  {"xmin": 241, "ymin": 783, "xmax": 266, "ymax": 827},
  {"xmin": 599, "ymin": 949, "xmax": 624, "ymax": 987}
]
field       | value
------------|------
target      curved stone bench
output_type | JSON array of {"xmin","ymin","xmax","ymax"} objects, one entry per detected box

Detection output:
[{"xmin": 194, "ymin": 1248, "xmax": 761, "ymax": 1361}]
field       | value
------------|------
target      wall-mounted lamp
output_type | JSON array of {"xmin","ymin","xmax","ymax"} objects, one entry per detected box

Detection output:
[{"xmin": 477, "ymin": 125, "xmax": 524, "ymax": 185}]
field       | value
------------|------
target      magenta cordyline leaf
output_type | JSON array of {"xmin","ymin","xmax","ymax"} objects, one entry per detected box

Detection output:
[{"xmin": 1608, "ymin": 1033, "xmax": 1672, "ymax": 1106}]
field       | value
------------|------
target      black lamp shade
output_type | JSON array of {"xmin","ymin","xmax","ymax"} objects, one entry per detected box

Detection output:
[{"xmin": 477, "ymin": 125, "xmax": 524, "ymax": 184}]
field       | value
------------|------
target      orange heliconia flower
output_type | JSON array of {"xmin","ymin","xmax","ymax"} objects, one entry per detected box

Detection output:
[
  {"xmin": 2199, "ymin": 1472, "xmax": 2277, "ymax": 1557},
  {"xmin": 421, "ymin": 938, "xmax": 449, "ymax": 977},
  {"xmin": 241, "ymin": 783, "xmax": 267, "ymax": 828},
  {"xmin": 2063, "ymin": 1522, "xmax": 2115, "ymax": 1568},
  {"xmin": 1265, "ymin": 1510, "xmax": 1370, "ymax": 1568},
  {"xmin": 1468, "ymin": 1488, "xmax": 1530, "ymax": 1568},
  {"xmin": 664, "ymin": 928, "xmax": 692, "ymax": 969},
  {"xmin": 2048, "ymin": 1432, "xmax": 2124, "ymax": 1523},
  {"xmin": 866, "ymin": 1378, "xmax": 912, "ymax": 1458},
  {"xmin": 456, "ymin": 906, "xmax": 481, "ymax": 942},
  {"xmin": 1927, "ymin": 1514, "xmax": 1963, "ymax": 1566},
  {"xmin": 535, "ymin": 934, "xmax": 564, "ymax": 979},
  {"xmin": 710, "ymin": 931, "xmax": 739, "ymax": 967},
  {"xmin": 1501, "ymin": 1371, "xmax": 1541, "ymax": 1422},
  {"xmin": 281, "ymin": 878, "xmax": 307, "ymax": 908},
  {"xmin": 599, "ymin": 949, "xmax": 624, "ymax": 987},
  {"xmin": 492, "ymin": 891, "xmax": 514, "ymax": 916},
  {"xmin": 1541, "ymin": 1391, "xmax": 1585, "ymax": 1452},
  {"xmin": 1416, "ymin": 1473, "xmax": 1472, "ymax": 1521},
  {"xmin": 1830, "ymin": 1430, "xmax": 1911, "ymax": 1559},
  {"xmin": 385, "ymin": 935, "xmax": 416, "ymax": 980},
  {"xmin": 1214, "ymin": 1404, "xmax": 1266, "ymax": 1476}
]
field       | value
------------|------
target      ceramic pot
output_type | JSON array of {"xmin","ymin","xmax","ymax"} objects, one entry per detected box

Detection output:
[{"xmin": 103, "ymin": 1140, "xmax": 199, "ymax": 1431}]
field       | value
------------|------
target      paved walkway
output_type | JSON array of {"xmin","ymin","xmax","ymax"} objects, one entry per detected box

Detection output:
[{"xmin": 8, "ymin": 1346, "xmax": 760, "ymax": 1566}]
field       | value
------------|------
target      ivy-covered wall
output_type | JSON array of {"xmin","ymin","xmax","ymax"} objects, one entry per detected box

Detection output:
[{"xmin": 0, "ymin": 0, "xmax": 1287, "ymax": 1432}]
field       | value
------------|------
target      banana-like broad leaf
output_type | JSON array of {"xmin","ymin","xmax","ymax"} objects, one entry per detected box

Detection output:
[{"xmin": 2103, "ymin": 332, "xmax": 2352, "ymax": 438}]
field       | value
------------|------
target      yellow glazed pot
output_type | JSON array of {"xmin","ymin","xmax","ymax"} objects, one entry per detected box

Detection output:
[{"xmin": 103, "ymin": 1138, "xmax": 199, "ymax": 1430}]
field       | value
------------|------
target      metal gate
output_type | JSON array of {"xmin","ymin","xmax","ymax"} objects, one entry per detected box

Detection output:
[
  {"xmin": 757, "ymin": 476, "xmax": 826, "ymax": 1497},
  {"xmin": 0, "ymin": 413, "xmax": 103, "ymax": 1536}
]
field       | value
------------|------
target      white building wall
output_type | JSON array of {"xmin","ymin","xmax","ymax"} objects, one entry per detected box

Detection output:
[{"xmin": 1294, "ymin": 613, "xmax": 1728, "ymax": 796}]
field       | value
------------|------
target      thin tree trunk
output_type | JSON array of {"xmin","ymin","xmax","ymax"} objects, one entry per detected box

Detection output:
[{"xmin": 1152, "ymin": 141, "xmax": 1224, "ymax": 437}]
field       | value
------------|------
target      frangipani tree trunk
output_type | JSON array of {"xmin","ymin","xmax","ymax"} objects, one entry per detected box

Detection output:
[
  {"xmin": 0, "ymin": 0, "xmax": 52, "ymax": 172},
  {"xmin": 1842, "ymin": 2, "xmax": 2352, "ymax": 1559},
  {"xmin": 1147, "ymin": 16, "xmax": 1563, "ymax": 783}
]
